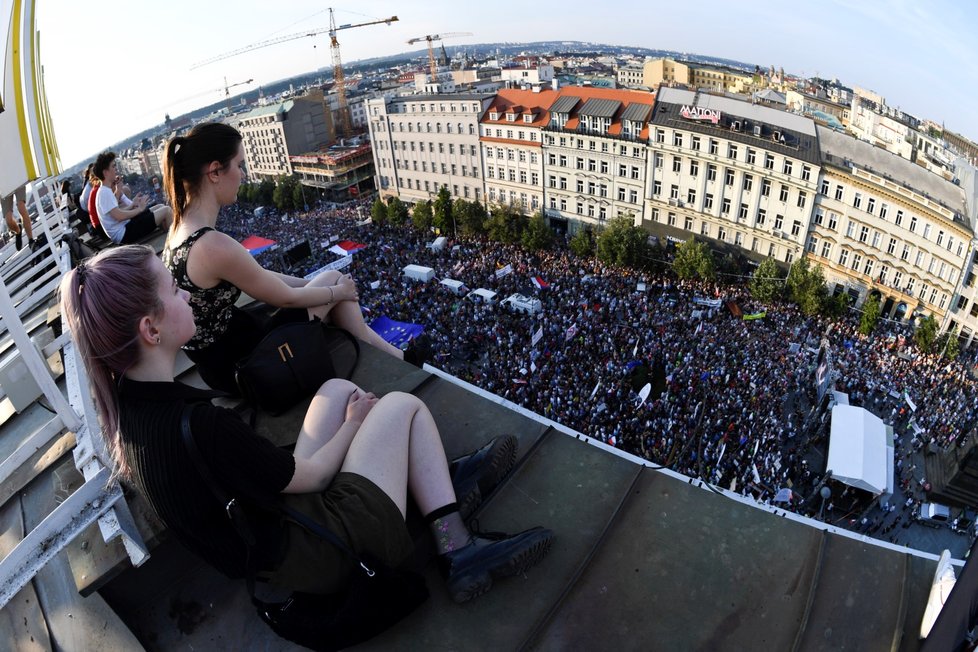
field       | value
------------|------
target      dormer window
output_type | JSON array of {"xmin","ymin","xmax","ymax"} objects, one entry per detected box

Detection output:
[
  {"xmin": 506, "ymin": 113, "xmax": 517, "ymax": 122},
  {"xmin": 489, "ymin": 111, "xmax": 500, "ymax": 120},
  {"xmin": 523, "ymin": 113, "xmax": 534, "ymax": 123}
]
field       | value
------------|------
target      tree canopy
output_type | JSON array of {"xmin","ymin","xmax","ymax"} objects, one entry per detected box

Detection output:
[
  {"xmin": 749, "ymin": 258, "xmax": 785, "ymax": 303},
  {"xmin": 595, "ymin": 216, "xmax": 647, "ymax": 268},
  {"xmin": 672, "ymin": 238, "xmax": 715, "ymax": 281},
  {"xmin": 785, "ymin": 258, "xmax": 827, "ymax": 316},
  {"xmin": 521, "ymin": 211, "xmax": 554, "ymax": 251}
]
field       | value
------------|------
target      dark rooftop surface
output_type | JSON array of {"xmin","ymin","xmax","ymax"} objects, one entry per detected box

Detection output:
[
  {"xmin": 578, "ymin": 98, "xmax": 620, "ymax": 118},
  {"xmin": 95, "ymin": 345, "xmax": 942, "ymax": 651}
]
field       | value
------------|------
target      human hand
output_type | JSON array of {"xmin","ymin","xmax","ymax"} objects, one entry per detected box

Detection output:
[
  {"xmin": 334, "ymin": 274, "xmax": 359, "ymax": 303},
  {"xmin": 345, "ymin": 389, "xmax": 377, "ymax": 424}
]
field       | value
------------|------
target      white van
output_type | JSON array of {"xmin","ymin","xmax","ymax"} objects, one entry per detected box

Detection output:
[
  {"xmin": 439, "ymin": 278, "xmax": 468, "ymax": 295},
  {"xmin": 466, "ymin": 288, "xmax": 498, "ymax": 304},
  {"xmin": 402, "ymin": 264, "xmax": 435, "ymax": 282},
  {"xmin": 501, "ymin": 293, "xmax": 543, "ymax": 315},
  {"xmin": 918, "ymin": 503, "xmax": 951, "ymax": 527}
]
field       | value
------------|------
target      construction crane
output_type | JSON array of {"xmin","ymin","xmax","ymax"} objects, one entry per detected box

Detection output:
[
  {"xmin": 191, "ymin": 10, "xmax": 398, "ymax": 137},
  {"xmin": 223, "ymin": 77, "xmax": 254, "ymax": 112},
  {"xmin": 406, "ymin": 32, "xmax": 472, "ymax": 79}
]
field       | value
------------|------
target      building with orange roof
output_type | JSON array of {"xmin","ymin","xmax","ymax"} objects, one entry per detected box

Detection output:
[
  {"xmin": 541, "ymin": 86, "xmax": 655, "ymax": 231},
  {"xmin": 480, "ymin": 87, "xmax": 559, "ymax": 213}
]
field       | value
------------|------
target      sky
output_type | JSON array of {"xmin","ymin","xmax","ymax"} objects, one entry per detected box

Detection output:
[{"xmin": 34, "ymin": 0, "xmax": 978, "ymax": 169}]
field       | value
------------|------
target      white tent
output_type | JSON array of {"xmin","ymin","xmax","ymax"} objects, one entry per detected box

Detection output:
[{"xmin": 826, "ymin": 405, "xmax": 892, "ymax": 495}]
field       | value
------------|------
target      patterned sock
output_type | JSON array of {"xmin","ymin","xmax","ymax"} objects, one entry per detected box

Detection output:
[{"xmin": 424, "ymin": 503, "xmax": 470, "ymax": 554}]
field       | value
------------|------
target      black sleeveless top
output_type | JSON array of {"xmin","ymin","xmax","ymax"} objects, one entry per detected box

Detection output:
[{"xmin": 162, "ymin": 227, "xmax": 242, "ymax": 351}]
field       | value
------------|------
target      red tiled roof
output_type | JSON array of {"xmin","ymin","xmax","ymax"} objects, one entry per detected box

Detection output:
[
  {"xmin": 553, "ymin": 85, "xmax": 656, "ymax": 140},
  {"xmin": 480, "ymin": 88, "xmax": 560, "ymax": 129}
]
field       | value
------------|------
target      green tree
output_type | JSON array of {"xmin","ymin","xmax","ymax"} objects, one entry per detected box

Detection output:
[
  {"xmin": 821, "ymin": 291, "xmax": 850, "ymax": 319},
  {"xmin": 913, "ymin": 315, "xmax": 939, "ymax": 353},
  {"xmin": 387, "ymin": 196, "xmax": 409, "ymax": 227},
  {"xmin": 485, "ymin": 204, "xmax": 525, "ymax": 243},
  {"xmin": 936, "ymin": 328, "xmax": 961, "ymax": 360},
  {"xmin": 432, "ymin": 186, "xmax": 454, "ymax": 234},
  {"xmin": 595, "ymin": 216, "xmax": 647, "ymax": 268},
  {"xmin": 786, "ymin": 258, "xmax": 827, "ymax": 316},
  {"xmin": 672, "ymin": 238, "xmax": 716, "ymax": 281},
  {"xmin": 454, "ymin": 198, "xmax": 487, "ymax": 236},
  {"xmin": 272, "ymin": 176, "xmax": 298, "ymax": 211},
  {"xmin": 569, "ymin": 228, "xmax": 595, "ymax": 258},
  {"xmin": 412, "ymin": 199, "xmax": 433, "ymax": 232},
  {"xmin": 521, "ymin": 211, "xmax": 554, "ymax": 251},
  {"xmin": 749, "ymin": 258, "xmax": 785, "ymax": 303},
  {"xmin": 256, "ymin": 179, "xmax": 275, "ymax": 206},
  {"xmin": 237, "ymin": 183, "xmax": 252, "ymax": 203},
  {"xmin": 859, "ymin": 294, "xmax": 882, "ymax": 336},
  {"xmin": 371, "ymin": 197, "xmax": 388, "ymax": 225},
  {"xmin": 292, "ymin": 182, "xmax": 306, "ymax": 211}
]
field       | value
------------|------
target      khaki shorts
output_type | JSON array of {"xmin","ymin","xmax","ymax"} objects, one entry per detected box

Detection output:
[{"xmin": 268, "ymin": 472, "xmax": 414, "ymax": 594}]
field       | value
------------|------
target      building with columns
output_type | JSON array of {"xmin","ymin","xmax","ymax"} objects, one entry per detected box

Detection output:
[
  {"xmin": 644, "ymin": 87, "xmax": 821, "ymax": 265},
  {"xmin": 366, "ymin": 93, "xmax": 494, "ymax": 204},
  {"xmin": 480, "ymin": 87, "xmax": 558, "ymax": 214},
  {"xmin": 541, "ymin": 86, "xmax": 655, "ymax": 233}
]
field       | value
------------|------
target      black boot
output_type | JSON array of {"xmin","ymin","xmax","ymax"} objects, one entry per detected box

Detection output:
[
  {"xmin": 14, "ymin": 230, "xmax": 22, "ymax": 251},
  {"xmin": 403, "ymin": 334, "xmax": 433, "ymax": 367},
  {"xmin": 450, "ymin": 435, "xmax": 518, "ymax": 520},
  {"xmin": 441, "ymin": 526, "xmax": 555, "ymax": 603}
]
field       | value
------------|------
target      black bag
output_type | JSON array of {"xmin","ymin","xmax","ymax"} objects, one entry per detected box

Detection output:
[
  {"xmin": 235, "ymin": 319, "xmax": 360, "ymax": 415},
  {"xmin": 256, "ymin": 550, "xmax": 429, "ymax": 651},
  {"xmin": 179, "ymin": 407, "xmax": 428, "ymax": 651}
]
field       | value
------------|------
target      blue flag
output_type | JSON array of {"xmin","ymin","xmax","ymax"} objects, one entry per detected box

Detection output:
[{"xmin": 369, "ymin": 316, "xmax": 425, "ymax": 348}]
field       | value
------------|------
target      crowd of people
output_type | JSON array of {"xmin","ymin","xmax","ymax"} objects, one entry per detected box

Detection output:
[{"xmin": 217, "ymin": 197, "xmax": 978, "ymax": 527}]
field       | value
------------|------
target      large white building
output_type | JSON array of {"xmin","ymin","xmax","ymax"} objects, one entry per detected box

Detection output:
[
  {"xmin": 811, "ymin": 126, "xmax": 974, "ymax": 339},
  {"xmin": 541, "ymin": 86, "xmax": 654, "ymax": 232},
  {"xmin": 366, "ymin": 93, "xmax": 493, "ymax": 204},
  {"xmin": 480, "ymin": 87, "xmax": 559, "ymax": 214},
  {"xmin": 644, "ymin": 87, "xmax": 821, "ymax": 265}
]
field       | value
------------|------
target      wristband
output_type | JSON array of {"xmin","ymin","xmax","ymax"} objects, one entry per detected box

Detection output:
[{"xmin": 328, "ymin": 286, "xmax": 334, "ymax": 303}]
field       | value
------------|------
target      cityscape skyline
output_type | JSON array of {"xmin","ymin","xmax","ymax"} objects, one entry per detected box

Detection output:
[{"xmin": 37, "ymin": 0, "xmax": 978, "ymax": 168}]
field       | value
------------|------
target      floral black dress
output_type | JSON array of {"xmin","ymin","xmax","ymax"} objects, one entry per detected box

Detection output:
[{"xmin": 163, "ymin": 227, "xmax": 305, "ymax": 393}]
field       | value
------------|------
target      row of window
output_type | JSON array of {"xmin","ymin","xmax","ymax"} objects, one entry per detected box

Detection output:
[
  {"xmin": 487, "ymin": 187, "xmax": 539, "ymax": 210},
  {"xmin": 482, "ymin": 126, "xmax": 540, "ymax": 142},
  {"xmin": 821, "ymin": 180, "xmax": 963, "ymax": 256},
  {"xmin": 546, "ymin": 176, "xmax": 640, "ymax": 204},
  {"xmin": 829, "ymin": 217, "xmax": 960, "ymax": 282},
  {"xmin": 485, "ymin": 147, "xmax": 539, "ymax": 164},
  {"xmin": 393, "ymin": 159, "xmax": 479, "ymax": 177},
  {"xmin": 654, "ymin": 129, "xmax": 813, "ymax": 181},
  {"xmin": 655, "ymin": 157, "xmax": 808, "ymax": 207},
  {"xmin": 543, "ymin": 134, "xmax": 644, "ymax": 157},
  {"xmin": 487, "ymin": 167, "xmax": 539, "ymax": 185},
  {"xmin": 548, "ymin": 154, "xmax": 643, "ymax": 179},
  {"xmin": 389, "ymin": 121, "xmax": 477, "ymax": 135},
  {"xmin": 651, "ymin": 208, "xmax": 792, "ymax": 262},
  {"xmin": 830, "ymin": 246, "xmax": 949, "ymax": 308},
  {"xmin": 547, "ymin": 196, "xmax": 611, "ymax": 221},
  {"xmin": 400, "ymin": 177, "xmax": 480, "ymax": 200},
  {"xmin": 653, "ymin": 181, "xmax": 807, "ymax": 214},
  {"xmin": 386, "ymin": 102, "xmax": 482, "ymax": 114},
  {"xmin": 391, "ymin": 141, "xmax": 478, "ymax": 157}
]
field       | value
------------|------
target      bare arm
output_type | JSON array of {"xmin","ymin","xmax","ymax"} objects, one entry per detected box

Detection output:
[
  {"xmin": 189, "ymin": 230, "xmax": 341, "ymax": 309},
  {"xmin": 282, "ymin": 391, "xmax": 377, "ymax": 493}
]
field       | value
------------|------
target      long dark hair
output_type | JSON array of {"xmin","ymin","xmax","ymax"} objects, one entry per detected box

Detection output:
[
  {"xmin": 163, "ymin": 122, "xmax": 242, "ymax": 228},
  {"xmin": 59, "ymin": 245, "xmax": 161, "ymax": 478}
]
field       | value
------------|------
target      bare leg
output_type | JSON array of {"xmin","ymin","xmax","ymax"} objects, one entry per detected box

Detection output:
[
  {"xmin": 293, "ymin": 377, "xmax": 360, "ymax": 459},
  {"xmin": 151, "ymin": 205, "xmax": 172, "ymax": 230},
  {"xmin": 3, "ymin": 211, "xmax": 16, "ymax": 235},
  {"xmin": 340, "ymin": 391, "xmax": 454, "ymax": 517},
  {"xmin": 328, "ymin": 300, "xmax": 405, "ymax": 358},
  {"xmin": 306, "ymin": 271, "xmax": 405, "ymax": 359},
  {"xmin": 17, "ymin": 201, "xmax": 32, "ymax": 240}
]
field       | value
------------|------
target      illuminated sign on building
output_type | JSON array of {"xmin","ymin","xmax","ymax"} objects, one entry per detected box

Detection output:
[{"xmin": 680, "ymin": 105, "xmax": 722, "ymax": 125}]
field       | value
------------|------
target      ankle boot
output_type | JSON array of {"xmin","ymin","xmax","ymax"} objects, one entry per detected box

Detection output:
[
  {"xmin": 449, "ymin": 435, "xmax": 518, "ymax": 520},
  {"xmin": 441, "ymin": 526, "xmax": 555, "ymax": 603}
]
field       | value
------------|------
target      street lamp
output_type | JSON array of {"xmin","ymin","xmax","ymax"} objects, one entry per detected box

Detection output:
[{"xmin": 818, "ymin": 485, "xmax": 832, "ymax": 520}]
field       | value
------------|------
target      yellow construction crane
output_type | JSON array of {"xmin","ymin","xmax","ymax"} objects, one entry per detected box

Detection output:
[
  {"xmin": 223, "ymin": 77, "xmax": 254, "ymax": 112},
  {"xmin": 191, "ymin": 10, "xmax": 398, "ymax": 137},
  {"xmin": 406, "ymin": 32, "xmax": 472, "ymax": 79}
]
